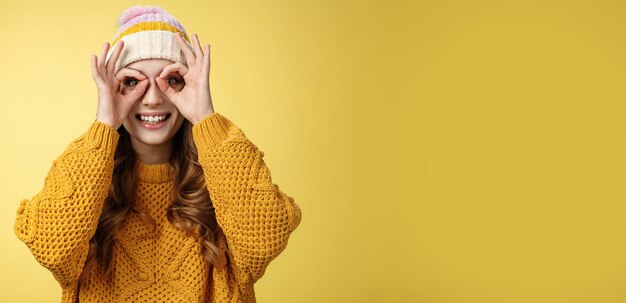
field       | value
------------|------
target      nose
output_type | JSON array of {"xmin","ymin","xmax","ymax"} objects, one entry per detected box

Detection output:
[{"xmin": 141, "ymin": 79, "xmax": 164, "ymax": 106}]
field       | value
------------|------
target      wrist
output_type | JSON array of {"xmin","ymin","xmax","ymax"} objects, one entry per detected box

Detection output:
[
  {"xmin": 96, "ymin": 117, "xmax": 119, "ymax": 130},
  {"xmin": 192, "ymin": 109, "xmax": 215, "ymax": 125}
]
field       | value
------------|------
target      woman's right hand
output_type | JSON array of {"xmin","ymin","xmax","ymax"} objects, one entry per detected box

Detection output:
[{"xmin": 91, "ymin": 41, "xmax": 149, "ymax": 130}]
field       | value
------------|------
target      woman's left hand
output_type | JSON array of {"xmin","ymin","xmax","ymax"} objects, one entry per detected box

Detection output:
[{"xmin": 156, "ymin": 32, "xmax": 214, "ymax": 125}]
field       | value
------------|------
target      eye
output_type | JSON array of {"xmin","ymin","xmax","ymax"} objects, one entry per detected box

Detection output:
[
  {"xmin": 124, "ymin": 77, "xmax": 139, "ymax": 86},
  {"xmin": 167, "ymin": 77, "xmax": 181, "ymax": 85}
]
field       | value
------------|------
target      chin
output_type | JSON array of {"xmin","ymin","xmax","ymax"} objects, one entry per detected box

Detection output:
[{"xmin": 133, "ymin": 133, "xmax": 176, "ymax": 146}]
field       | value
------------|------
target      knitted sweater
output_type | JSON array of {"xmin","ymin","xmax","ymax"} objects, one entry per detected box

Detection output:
[{"xmin": 14, "ymin": 112, "xmax": 302, "ymax": 302}]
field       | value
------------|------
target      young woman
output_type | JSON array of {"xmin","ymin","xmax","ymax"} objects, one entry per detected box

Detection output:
[{"xmin": 14, "ymin": 5, "xmax": 302, "ymax": 302}]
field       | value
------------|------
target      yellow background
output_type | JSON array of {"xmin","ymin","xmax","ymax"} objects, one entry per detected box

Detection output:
[{"xmin": 1, "ymin": 0, "xmax": 626, "ymax": 302}]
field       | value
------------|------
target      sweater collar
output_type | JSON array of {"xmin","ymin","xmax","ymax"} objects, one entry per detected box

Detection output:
[{"xmin": 136, "ymin": 160, "xmax": 173, "ymax": 183}]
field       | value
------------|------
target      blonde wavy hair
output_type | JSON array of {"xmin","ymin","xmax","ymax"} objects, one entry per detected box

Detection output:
[{"xmin": 78, "ymin": 119, "xmax": 222, "ymax": 284}]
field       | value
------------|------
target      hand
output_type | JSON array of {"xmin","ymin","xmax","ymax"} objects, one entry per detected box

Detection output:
[
  {"xmin": 91, "ymin": 40, "xmax": 149, "ymax": 130},
  {"xmin": 156, "ymin": 32, "xmax": 214, "ymax": 125}
]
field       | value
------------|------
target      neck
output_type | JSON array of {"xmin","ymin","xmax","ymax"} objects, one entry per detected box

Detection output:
[{"xmin": 130, "ymin": 137, "xmax": 173, "ymax": 164}]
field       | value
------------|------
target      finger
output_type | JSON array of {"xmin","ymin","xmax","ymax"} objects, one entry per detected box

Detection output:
[
  {"xmin": 98, "ymin": 43, "xmax": 110, "ymax": 73},
  {"xmin": 113, "ymin": 69, "xmax": 146, "ymax": 95},
  {"xmin": 175, "ymin": 32, "xmax": 196, "ymax": 66},
  {"xmin": 114, "ymin": 68, "xmax": 147, "ymax": 82},
  {"xmin": 155, "ymin": 76, "xmax": 169, "ymax": 92},
  {"xmin": 126, "ymin": 78, "xmax": 149, "ymax": 101},
  {"xmin": 159, "ymin": 62, "xmax": 189, "ymax": 79},
  {"xmin": 192, "ymin": 33, "xmax": 204, "ymax": 64},
  {"xmin": 106, "ymin": 40, "xmax": 125, "ymax": 75},
  {"xmin": 155, "ymin": 76, "xmax": 177, "ymax": 101},
  {"xmin": 202, "ymin": 44, "xmax": 210, "ymax": 72},
  {"xmin": 91, "ymin": 55, "xmax": 102, "ymax": 82}
]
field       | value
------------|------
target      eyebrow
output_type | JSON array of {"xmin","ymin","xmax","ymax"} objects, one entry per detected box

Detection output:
[{"xmin": 122, "ymin": 67, "xmax": 180, "ymax": 77}]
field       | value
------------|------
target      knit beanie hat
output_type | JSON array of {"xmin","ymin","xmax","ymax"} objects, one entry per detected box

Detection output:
[{"xmin": 105, "ymin": 5, "xmax": 194, "ymax": 75}]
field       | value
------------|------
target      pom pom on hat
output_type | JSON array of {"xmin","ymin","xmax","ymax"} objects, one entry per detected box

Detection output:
[
  {"xmin": 117, "ymin": 5, "xmax": 168, "ymax": 25},
  {"xmin": 105, "ymin": 5, "xmax": 193, "ymax": 74}
]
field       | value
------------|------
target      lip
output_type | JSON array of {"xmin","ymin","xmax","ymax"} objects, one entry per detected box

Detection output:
[
  {"xmin": 136, "ymin": 112, "xmax": 170, "ymax": 116},
  {"xmin": 135, "ymin": 113, "xmax": 172, "ymax": 130}
]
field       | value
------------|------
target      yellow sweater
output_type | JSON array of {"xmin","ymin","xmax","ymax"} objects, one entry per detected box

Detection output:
[{"xmin": 14, "ymin": 112, "xmax": 302, "ymax": 302}]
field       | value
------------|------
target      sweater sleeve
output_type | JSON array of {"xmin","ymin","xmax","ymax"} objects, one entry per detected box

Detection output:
[
  {"xmin": 191, "ymin": 112, "xmax": 302, "ymax": 284},
  {"xmin": 14, "ymin": 120, "xmax": 119, "ymax": 288}
]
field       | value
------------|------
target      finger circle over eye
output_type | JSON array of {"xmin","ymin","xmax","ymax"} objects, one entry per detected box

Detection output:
[
  {"xmin": 115, "ymin": 68, "xmax": 146, "ymax": 81},
  {"xmin": 135, "ymin": 78, "xmax": 149, "ymax": 90},
  {"xmin": 159, "ymin": 62, "xmax": 189, "ymax": 78}
]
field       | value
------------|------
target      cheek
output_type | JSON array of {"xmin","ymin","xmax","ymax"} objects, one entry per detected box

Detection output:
[
  {"xmin": 120, "ymin": 86, "xmax": 137, "ymax": 95},
  {"xmin": 174, "ymin": 115, "xmax": 186, "ymax": 130}
]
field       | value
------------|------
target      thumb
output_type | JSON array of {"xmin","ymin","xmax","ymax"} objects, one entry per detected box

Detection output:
[
  {"xmin": 155, "ymin": 76, "xmax": 178, "ymax": 101},
  {"xmin": 125, "ymin": 79, "xmax": 149, "ymax": 102}
]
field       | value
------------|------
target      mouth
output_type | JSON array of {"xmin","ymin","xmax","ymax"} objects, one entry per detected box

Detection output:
[{"xmin": 135, "ymin": 113, "xmax": 172, "ymax": 128}]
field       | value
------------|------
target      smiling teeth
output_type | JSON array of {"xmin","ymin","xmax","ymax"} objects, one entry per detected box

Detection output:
[{"xmin": 140, "ymin": 115, "xmax": 167, "ymax": 122}]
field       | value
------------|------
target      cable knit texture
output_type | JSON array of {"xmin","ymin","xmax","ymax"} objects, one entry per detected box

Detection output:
[{"xmin": 14, "ymin": 112, "xmax": 302, "ymax": 303}]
